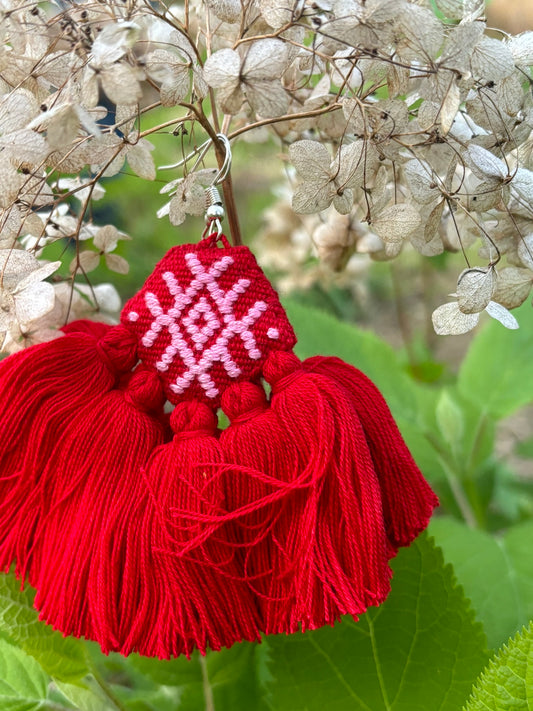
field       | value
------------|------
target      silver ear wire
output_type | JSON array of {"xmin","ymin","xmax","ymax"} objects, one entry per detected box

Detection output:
[
  {"xmin": 203, "ymin": 134, "xmax": 232, "ymax": 239},
  {"xmin": 159, "ymin": 139, "xmax": 211, "ymax": 172},
  {"xmin": 159, "ymin": 133, "xmax": 232, "ymax": 178},
  {"xmin": 159, "ymin": 132, "xmax": 232, "ymax": 240},
  {"xmin": 212, "ymin": 134, "xmax": 232, "ymax": 186}
]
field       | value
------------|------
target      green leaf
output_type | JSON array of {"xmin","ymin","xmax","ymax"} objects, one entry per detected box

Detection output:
[
  {"xmin": 263, "ymin": 533, "xmax": 488, "ymax": 711},
  {"xmin": 127, "ymin": 653, "xmax": 201, "ymax": 688},
  {"xmin": 110, "ymin": 685, "xmax": 180, "ymax": 711},
  {"xmin": 0, "ymin": 638, "xmax": 48, "ymax": 711},
  {"xmin": 56, "ymin": 679, "xmax": 119, "ymax": 711},
  {"xmin": 457, "ymin": 302, "xmax": 533, "ymax": 419},
  {"xmin": 463, "ymin": 623, "xmax": 533, "ymax": 710},
  {"xmin": 491, "ymin": 463, "xmax": 533, "ymax": 524},
  {"xmin": 88, "ymin": 648, "xmax": 181, "ymax": 711},
  {"xmin": 416, "ymin": 387, "xmax": 495, "ymax": 476},
  {"xmin": 0, "ymin": 572, "xmax": 88, "ymax": 682},
  {"xmin": 430, "ymin": 517, "xmax": 533, "ymax": 649},
  {"xmin": 436, "ymin": 389, "xmax": 464, "ymax": 448}
]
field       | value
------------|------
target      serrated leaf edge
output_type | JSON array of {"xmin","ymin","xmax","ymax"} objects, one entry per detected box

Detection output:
[{"xmin": 462, "ymin": 621, "xmax": 533, "ymax": 710}]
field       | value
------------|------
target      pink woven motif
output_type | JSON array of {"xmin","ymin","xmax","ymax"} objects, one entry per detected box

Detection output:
[{"xmin": 122, "ymin": 238, "xmax": 296, "ymax": 407}]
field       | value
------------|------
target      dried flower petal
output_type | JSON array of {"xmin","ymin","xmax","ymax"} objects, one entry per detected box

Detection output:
[
  {"xmin": 372, "ymin": 204, "xmax": 421, "ymax": 244},
  {"xmin": 485, "ymin": 301, "xmax": 519, "ymax": 329},
  {"xmin": 127, "ymin": 140, "xmax": 156, "ymax": 180},
  {"xmin": 456, "ymin": 266, "xmax": 497, "ymax": 314},
  {"xmin": 105, "ymin": 253, "xmax": 129, "ymax": 274},
  {"xmin": 507, "ymin": 32, "xmax": 533, "ymax": 69},
  {"xmin": 465, "ymin": 145, "xmax": 509, "ymax": 182},
  {"xmin": 90, "ymin": 21, "xmax": 140, "ymax": 67},
  {"xmin": 493, "ymin": 267, "xmax": 533, "ymax": 309},
  {"xmin": 432, "ymin": 302, "xmax": 480, "ymax": 335},
  {"xmin": 74, "ymin": 250, "xmax": 101, "ymax": 274}
]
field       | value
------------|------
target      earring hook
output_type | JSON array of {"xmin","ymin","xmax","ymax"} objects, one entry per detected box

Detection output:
[
  {"xmin": 159, "ymin": 138, "xmax": 211, "ymax": 172},
  {"xmin": 158, "ymin": 131, "xmax": 232, "ymax": 241},
  {"xmin": 202, "ymin": 134, "xmax": 232, "ymax": 239},
  {"xmin": 212, "ymin": 134, "xmax": 232, "ymax": 186},
  {"xmin": 159, "ymin": 133, "xmax": 232, "ymax": 183}
]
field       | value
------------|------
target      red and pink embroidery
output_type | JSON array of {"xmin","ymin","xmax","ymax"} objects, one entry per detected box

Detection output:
[{"xmin": 122, "ymin": 239, "xmax": 296, "ymax": 406}]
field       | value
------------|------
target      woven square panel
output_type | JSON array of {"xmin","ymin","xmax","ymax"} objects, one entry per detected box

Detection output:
[{"xmin": 122, "ymin": 240, "xmax": 296, "ymax": 407}]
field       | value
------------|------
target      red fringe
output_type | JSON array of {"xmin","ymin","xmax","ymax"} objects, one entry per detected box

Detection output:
[
  {"xmin": 220, "ymin": 352, "xmax": 393, "ymax": 635},
  {"xmin": 0, "ymin": 326, "xmax": 138, "ymax": 576},
  {"xmin": 303, "ymin": 356, "xmax": 439, "ymax": 548},
  {"xmin": 220, "ymin": 381, "xmax": 297, "ymax": 634},
  {"xmin": 0, "ymin": 315, "xmax": 438, "ymax": 655},
  {"xmin": 110, "ymin": 401, "xmax": 261, "ymax": 658},
  {"xmin": 28, "ymin": 366, "xmax": 166, "ymax": 648}
]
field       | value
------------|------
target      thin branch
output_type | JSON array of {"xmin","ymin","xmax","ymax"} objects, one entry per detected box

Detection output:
[{"xmin": 227, "ymin": 103, "xmax": 341, "ymax": 140}]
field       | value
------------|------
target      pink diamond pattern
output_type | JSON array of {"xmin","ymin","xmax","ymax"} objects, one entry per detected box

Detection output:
[
  {"xmin": 130, "ymin": 253, "xmax": 267, "ymax": 399},
  {"xmin": 121, "ymin": 242, "xmax": 297, "ymax": 407}
]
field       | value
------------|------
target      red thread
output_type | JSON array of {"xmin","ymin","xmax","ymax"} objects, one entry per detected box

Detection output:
[
  {"xmin": 220, "ymin": 357, "xmax": 393, "ymax": 635},
  {"xmin": 60, "ymin": 320, "xmax": 112, "ymax": 339},
  {"xmin": 29, "ymin": 366, "xmax": 166, "ymax": 649},
  {"xmin": 0, "ymin": 326, "xmax": 138, "ymax": 578},
  {"xmin": 303, "ymin": 356, "xmax": 439, "ymax": 548},
  {"xmin": 105, "ymin": 400, "xmax": 261, "ymax": 658}
]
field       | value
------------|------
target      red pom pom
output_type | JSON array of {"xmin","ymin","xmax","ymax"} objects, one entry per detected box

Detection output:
[{"xmin": 60, "ymin": 319, "xmax": 112, "ymax": 339}]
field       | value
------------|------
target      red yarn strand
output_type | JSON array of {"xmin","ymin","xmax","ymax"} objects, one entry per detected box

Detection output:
[
  {"xmin": 26, "ymin": 368, "xmax": 165, "ymax": 649},
  {"xmin": 303, "ymin": 356, "xmax": 439, "ymax": 548},
  {"xmin": 104, "ymin": 401, "xmax": 262, "ymax": 659},
  {"xmin": 220, "ymin": 352, "xmax": 393, "ymax": 635},
  {"xmin": 0, "ymin": 327, "xmax": 138, "ymax": 576}
]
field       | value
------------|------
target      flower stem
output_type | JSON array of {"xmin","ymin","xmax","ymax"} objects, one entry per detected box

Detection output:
[
  {"xmin": 199, "ymin": 654, "xmax": 216, "ymax": 711},
  {"xmin": 219, "ymin": 169, "xmax": 243, "ymax": 246}
]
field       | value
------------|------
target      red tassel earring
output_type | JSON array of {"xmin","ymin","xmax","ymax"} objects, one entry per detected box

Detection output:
[{"xmin": 0, "ymin": 133, "xmax": 438, "ymax": 658}]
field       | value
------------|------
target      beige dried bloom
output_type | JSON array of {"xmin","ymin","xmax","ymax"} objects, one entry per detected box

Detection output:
[
  {"xmin": 0, "ymin": 0, "xmax": 532, "ymax": 345},
  {"xmin": 0, "ymin": 249, "xmax": 60, "ymax": 351}
]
